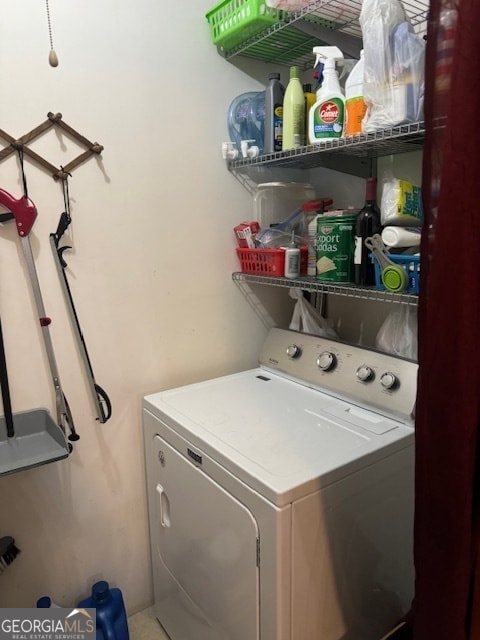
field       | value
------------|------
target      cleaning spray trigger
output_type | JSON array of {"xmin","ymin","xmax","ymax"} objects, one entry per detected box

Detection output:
[{"xmin": 312, "ymin": 46, "xmax": 344, "ymax": 75}]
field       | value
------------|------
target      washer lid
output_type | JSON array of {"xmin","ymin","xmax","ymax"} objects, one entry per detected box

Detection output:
[{"xmin": 144, "ymin": 368, "xmax": 413, "ymax": 506}]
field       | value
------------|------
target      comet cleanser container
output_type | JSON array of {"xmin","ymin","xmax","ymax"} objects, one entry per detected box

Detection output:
[{"xmin": 316, "ymin": 211, "xmax": 358, "ymax": 282}]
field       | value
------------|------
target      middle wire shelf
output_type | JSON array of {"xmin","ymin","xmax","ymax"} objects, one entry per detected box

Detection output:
[{"xmin": 228, "ymin": 121, "xmax": 425, "ymax": 172}]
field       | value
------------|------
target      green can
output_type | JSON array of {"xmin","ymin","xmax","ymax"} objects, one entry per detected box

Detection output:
[{"xmin": 316, "ymin": 213, "xmax": 358, "ymax": 282}]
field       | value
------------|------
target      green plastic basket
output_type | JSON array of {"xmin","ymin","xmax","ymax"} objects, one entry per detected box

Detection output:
[{"xmin": 206, "ymin": 0, "xmax": 283, "ymax": 50}]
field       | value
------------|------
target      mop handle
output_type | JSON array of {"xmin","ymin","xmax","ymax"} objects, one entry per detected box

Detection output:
[{"xmin": 0, "ymin": 318, "xmax": 15, "ymax": 438}]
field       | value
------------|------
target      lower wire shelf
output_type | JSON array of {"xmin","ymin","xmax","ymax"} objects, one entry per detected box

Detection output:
[{"xmin": 232, "ymin": 272, "xmax": 418, "ymax": 305}]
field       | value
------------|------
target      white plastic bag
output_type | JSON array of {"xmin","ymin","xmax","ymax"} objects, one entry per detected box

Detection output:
[
  {"xmin": 289, "ymin": 289, "xmax": 338, "ymax": 338},
  {"xmin": 375, "ymin": 305, "xmax": 418, "ymax": 360},
  {"xmin": 359, "ymin": 0, "xmax": 425, "ymax": 132},
  {"xmin": 265, "ymin": 0, "xmax": 312, "ymax": 10}
]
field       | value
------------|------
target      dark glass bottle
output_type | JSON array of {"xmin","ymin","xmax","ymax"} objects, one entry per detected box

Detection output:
[
  {"xmin": 264, "ymin": 72, "xmax": 284, "ymax": 154},
  {"xmin": 354, "ymin": 177, "xmax": 382, "ymax": 286}
]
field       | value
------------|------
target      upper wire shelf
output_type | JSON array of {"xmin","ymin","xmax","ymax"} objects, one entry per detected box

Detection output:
[{"xmin": 219, "ymin": 0, "xmax": 429, "ymax": 67}]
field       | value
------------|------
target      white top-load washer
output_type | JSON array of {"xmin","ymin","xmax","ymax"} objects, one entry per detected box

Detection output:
[{"xmin": 143, "ymin": 328, "xmax": 417, "ymax": 640}]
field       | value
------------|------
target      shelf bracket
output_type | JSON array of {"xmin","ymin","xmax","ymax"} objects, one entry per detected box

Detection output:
[
  {"xmin": 228, "ymin": 166, "xmax": 259, "ymax": 197},
  {"xmin": 0, "ymin": 112, "xmax": 104, "ymax": 180},
  {"xmin": 233, "ymin": 278, "xmax": 278, "ymax": 329}
]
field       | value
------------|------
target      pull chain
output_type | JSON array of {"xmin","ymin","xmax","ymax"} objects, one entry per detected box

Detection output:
[{"xmin": 45, "ymin": 0, "xmax": 59, "ymax": 67}]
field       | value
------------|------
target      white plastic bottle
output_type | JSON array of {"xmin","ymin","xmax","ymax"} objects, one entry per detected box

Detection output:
[
  {"xmin": 308, "ymin": 46, "xmax": 345, "ymax": 143},
  {"xmin": 345, "ymin": 50, "xmax": 366, "ymax": 136},
  {"xmin": 282, "ymin": 66, "xmax": 305, "ymax": 151},
  {"xmin": 284, "ymin": 231, "xmax": 300, "ymax": 278},
  {"xmin": 381, "ymin": 226, "xmax": 422, "ymax": 248}
]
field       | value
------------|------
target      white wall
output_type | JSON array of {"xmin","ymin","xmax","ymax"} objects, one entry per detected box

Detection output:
[
  {"xmin": 0, "ymin": 0, "xmax": 424, "ymax": 612},
  {"xmin": 0, "ymin": 0, "xmax": 283, "ymax": 611}
]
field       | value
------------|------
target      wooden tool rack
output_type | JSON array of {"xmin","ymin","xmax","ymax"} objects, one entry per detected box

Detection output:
[{"xmin": 0, "ymin": 112, "xmax": 103, "ymax": 180}]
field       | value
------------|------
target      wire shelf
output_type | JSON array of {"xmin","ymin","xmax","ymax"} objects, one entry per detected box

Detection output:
[
  {"xmin": 232, "ymin": 272, "xmax": 419, "ymax": 305},
  {"xmin": 219, "ymin": 0, "xmax": 429, "ymax": 67},
  {"xmin": 229, "ymin": 121, "xmax": 425, "ymax": 171}
]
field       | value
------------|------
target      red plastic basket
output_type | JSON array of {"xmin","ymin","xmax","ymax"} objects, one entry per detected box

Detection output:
[{"xmin": 236, "ymin": 246, "xmax": 308, "ymax": 277}]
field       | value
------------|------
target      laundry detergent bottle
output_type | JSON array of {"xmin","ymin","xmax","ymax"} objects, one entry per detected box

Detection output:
[
  {"xmin": 78, "ymin": 580, "xmax": 129, "ymax": 640},
  {"xmin": 308, "ymin": 46, "xmax": 345, "ymax": 143},
  {"xmin": 264, "ymin": 72, "xmax": 284, "ymax": 153}
]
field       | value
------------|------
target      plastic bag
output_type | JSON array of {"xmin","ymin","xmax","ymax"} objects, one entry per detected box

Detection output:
[
  {"xmin": 265, "ymin": 0, "xmax": 311, "ymax": 10},
  {"xmin": 380, "ymin": 176, "xmax": 423, "ymax": 226},
  {"xmin": 359, "ymin": 0, "xmax": 425, "ymax": 132},
  {"xmin": 255, "ymin": 204, "xmax": 308, "ymax": 248},
  {"xmin": 375, "ymin": 305, "xmax": 417, "ymax": 360},
  {"xmin": 289, "ymin": 289, "xmax": 338, "ymax": 338},
  {"xmin": 255, "ymin": 227, "xmax": 305, "ymax": 248}
]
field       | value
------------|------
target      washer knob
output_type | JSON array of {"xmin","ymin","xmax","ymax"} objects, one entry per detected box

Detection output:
[
  {"xmin": 286, "ymin": 344, "xmax": 301, "ymax": 359},
  {"xmin": 317, "ymin": 351, "xmax": 336, "ymax": 371},
  {"xmin": 356, "ymin": 365, "xmax": 374, "ymax": 382},
  {"xmin": 380, "ymin": 372, "xmax": 398, "ymax": 390}
]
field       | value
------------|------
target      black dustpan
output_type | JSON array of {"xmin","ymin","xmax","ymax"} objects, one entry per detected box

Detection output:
[{"xmin": 0, "ymin": 317, "xmax": 70, "ymax": 477}]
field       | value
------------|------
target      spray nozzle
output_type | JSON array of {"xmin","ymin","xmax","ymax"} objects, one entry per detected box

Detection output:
[{"xmin": 312, "ymin": 46, "xmax": 344, "ymax": 71}]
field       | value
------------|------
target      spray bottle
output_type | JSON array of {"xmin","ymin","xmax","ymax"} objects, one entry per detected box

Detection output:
[
  {"xmin": 345, "ymin": 50, "xmax": 366, "ymax": 136},
  {"xmin": 308, "ymin": 46, "xmax": 345, "ymax": 143}
]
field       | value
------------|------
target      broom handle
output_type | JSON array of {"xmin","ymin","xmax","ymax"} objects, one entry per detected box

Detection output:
[{"xmin": 0, "ymin": 318, "xmax": 15, "ymax": 438}]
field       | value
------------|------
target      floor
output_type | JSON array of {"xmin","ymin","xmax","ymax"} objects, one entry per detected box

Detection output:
[
  {"xmin": 129, "ymin": 606, "xmax": 170, "ymax": 640},
  {"xmin": 128, "ymin": 608, "xmax": 412, "ymax": 640}
]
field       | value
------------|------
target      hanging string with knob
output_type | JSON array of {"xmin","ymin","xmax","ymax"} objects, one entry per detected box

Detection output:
[{"xmin": 45, "ymin": 0, "xmax": 59, "ymax": 67}]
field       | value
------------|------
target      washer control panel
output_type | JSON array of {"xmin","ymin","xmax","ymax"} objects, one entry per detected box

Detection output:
[{"xmin": 261, "ymin": 328, "xmax": 418, "ymax": 423}]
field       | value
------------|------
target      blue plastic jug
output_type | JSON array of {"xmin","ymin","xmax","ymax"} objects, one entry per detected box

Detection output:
[{"xmin": 77, "ymin": 580, "xmax": 129, "ymax": 640}]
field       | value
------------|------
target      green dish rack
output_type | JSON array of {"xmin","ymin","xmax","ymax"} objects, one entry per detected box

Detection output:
[{"xmin": 206, "ymin": 0, "xmax": 284, "ymax": 50}]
